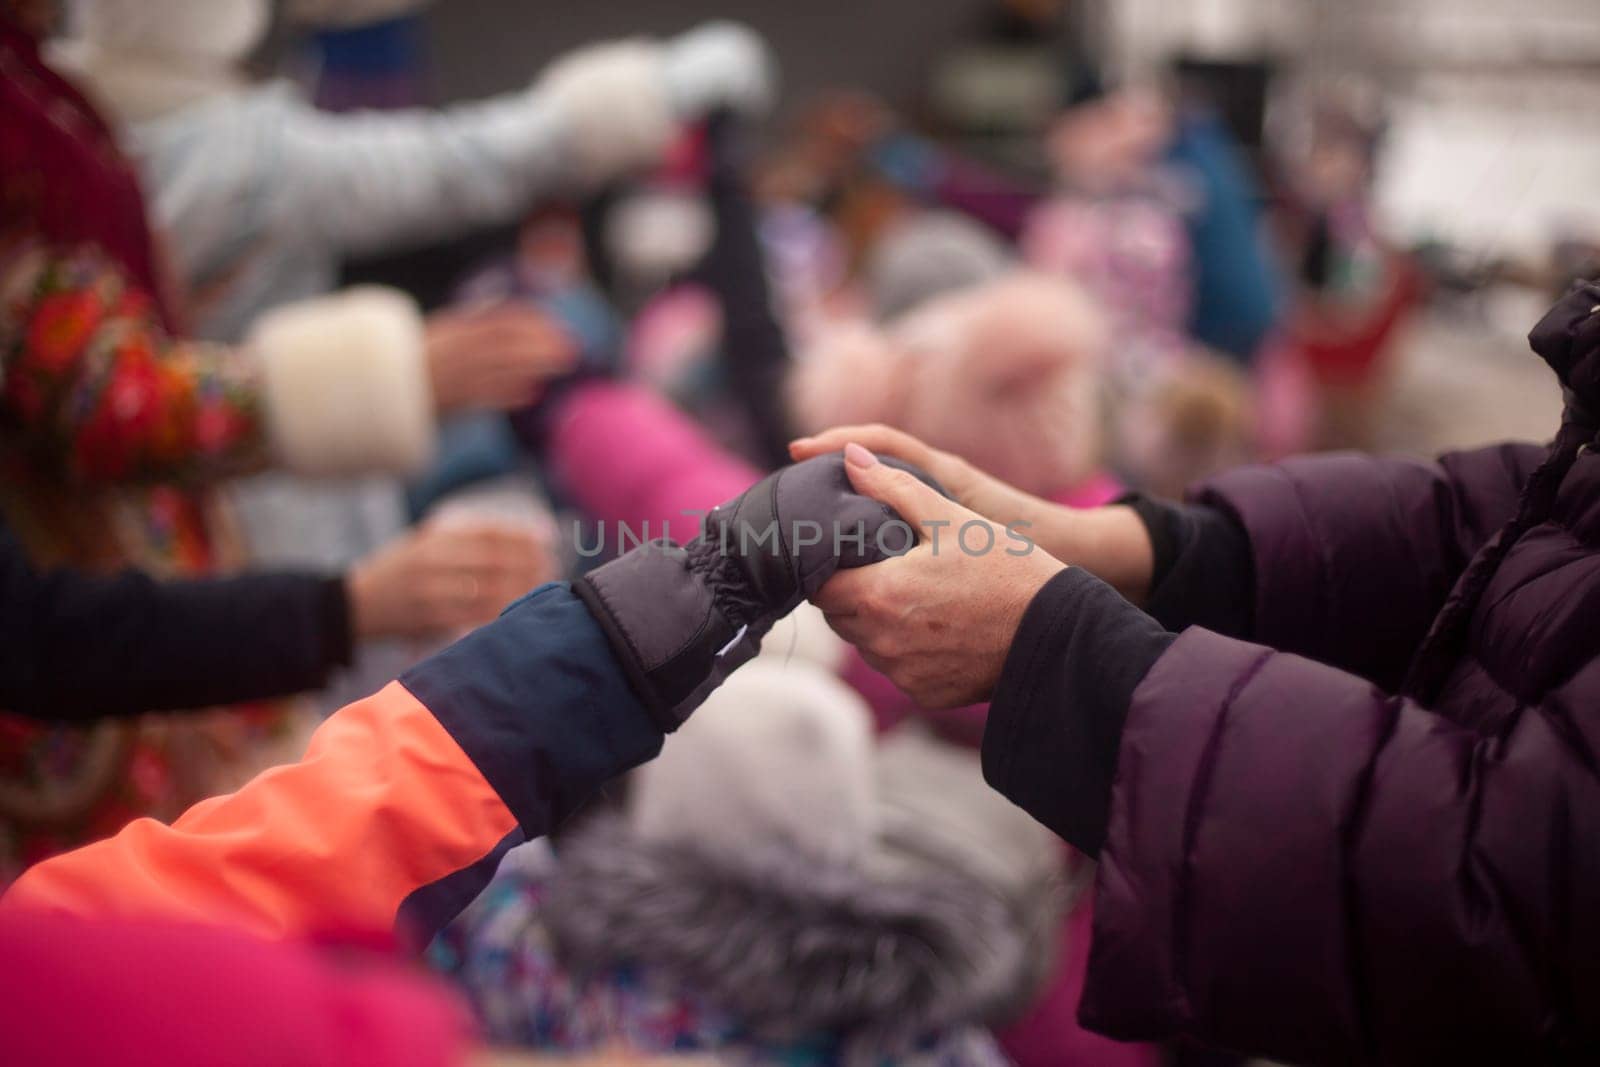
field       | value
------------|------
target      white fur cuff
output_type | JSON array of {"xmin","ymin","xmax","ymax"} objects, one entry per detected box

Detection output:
[{"xmin": 249, "ymin": 286, "xmax": 435, "ymax": 477}]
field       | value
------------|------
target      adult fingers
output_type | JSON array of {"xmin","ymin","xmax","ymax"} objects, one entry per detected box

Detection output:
[
  {"xmin": 788, "ymin": 423, "xmax": 931, "ymax": 465},
  {"xmin": 842, "ymin": 442, "xmax": 968, "ymax": 531}
]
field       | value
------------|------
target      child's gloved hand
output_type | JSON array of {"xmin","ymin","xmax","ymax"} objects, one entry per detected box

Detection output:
[{"xmin": 574, "ymin": 452, "xmax": 943, "ymax": 731}]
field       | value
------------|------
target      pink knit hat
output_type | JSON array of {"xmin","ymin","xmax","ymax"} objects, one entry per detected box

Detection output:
[{"xmin": 789, "ymin": 271, "xmax": 1109, "ymax": 497}]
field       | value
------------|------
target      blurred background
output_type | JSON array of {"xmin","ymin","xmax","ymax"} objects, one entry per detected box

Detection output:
[
  {"xmin": 6, "ymin": 0, "xmax": 1599, "ymax": 1062},
  {"xmin": 319, "ymin": 0, "xmax": 1600, "ymax": 463}
]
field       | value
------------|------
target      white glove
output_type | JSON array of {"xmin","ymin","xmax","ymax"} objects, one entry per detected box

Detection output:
[
  {"xmin": 662, "ymin": 20, "xmax": 776, "ymax": 120},
  {"xmin": 536, "ymin": 21, "xmax": 775, "ymax": 186},
  {"xmin": 536, "ymin": 38, "xmax": 677, "ymax": 184}
]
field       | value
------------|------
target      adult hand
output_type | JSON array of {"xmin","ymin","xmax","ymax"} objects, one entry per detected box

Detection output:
[
  {"xmin": 425, "ymin": 303, "xmax": 577, "ymax": 414},
  {"xmin": 573, "ymin": 450, "xmax": 929, "ymax": 731},
  {"xmin": 793, "ymin": 425, "xmax": 1155, "ymax": 603},
  {"xmin": 814, "ymin": 443, "xmax": 1066, "ymax": 708},
  {"xmin": 346, "ymin": 520, "xmax": 555, "ymax": 640},
  {"xmin": 789, "ymin": 423, "xmax": 1045, "ymax": 535}
]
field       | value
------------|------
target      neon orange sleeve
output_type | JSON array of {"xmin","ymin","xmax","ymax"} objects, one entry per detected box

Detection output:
[{"xmin": 1, "ymin": 682, "xmax": 518, "ymax": 940}]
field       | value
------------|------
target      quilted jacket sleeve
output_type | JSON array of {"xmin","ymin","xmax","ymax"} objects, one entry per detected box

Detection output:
[
  {"xmin": 1081, "ymin": 628, "xmax": 1600, "ymax": 1064},
  {"xmin": 1195, "ymin": 443, "xmax": 1544, "ymax": 687}
]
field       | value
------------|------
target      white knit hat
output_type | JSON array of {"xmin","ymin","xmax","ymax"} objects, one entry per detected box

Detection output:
[
  {"xmin": 580, "ymin": 651, "xmax": 1066, "ymax": 1037},
  {"xmin": 67, "ymin": 0, "xmax": 269, "ymax": 64},
  {"xmin": 603, "ymin": 190, "xmax": 716, "ymax": 291},
  {"xmin": 629, "ymin": 646, "xmax": 877, "ymax": 870}
]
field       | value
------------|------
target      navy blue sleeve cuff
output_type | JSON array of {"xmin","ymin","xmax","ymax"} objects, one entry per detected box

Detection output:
[
  {"xmin": 981, "ymin": 567, "xmax": 1175, "ymax": 856},
  {"xmin": 400, "ymin": 582, "xmax": 664, "ymax": 840}
]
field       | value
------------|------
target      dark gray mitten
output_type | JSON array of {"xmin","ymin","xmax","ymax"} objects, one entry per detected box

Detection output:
[{"xmin": 574, "ymin": 452, "xmax": 940, "ymax": 731}]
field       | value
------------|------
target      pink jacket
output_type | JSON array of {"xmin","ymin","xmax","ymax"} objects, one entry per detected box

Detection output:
[{"xmin": 1, "ymin": 911, "xmax": 471, "ymax": 1067}]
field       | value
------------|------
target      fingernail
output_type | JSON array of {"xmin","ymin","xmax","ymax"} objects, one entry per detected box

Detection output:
[{"xmin": 844, "ymin": 442, "xmax": 878, "ymax": 469}]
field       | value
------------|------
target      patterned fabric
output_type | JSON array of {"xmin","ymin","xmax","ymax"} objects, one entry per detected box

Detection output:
[
  {"xmin": 0, "ymin": 237, "xmax": 265, "ymax": 482},
  {"xmin": 432, "ymin": 847, "xmax": 1015, "ymax": 1067},
  {"xmin": 0, "ymin": 22, "xmax": 304, "ymax": 881}
]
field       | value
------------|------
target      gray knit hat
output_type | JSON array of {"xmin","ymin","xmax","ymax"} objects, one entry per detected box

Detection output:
[
  {"xmin": 866, "ymin": 211, "xmax": 1012, "ymax": 321},
  {"xmin": 541, "ymin": 639, "xmax": 1069, "ymax": 1054}
]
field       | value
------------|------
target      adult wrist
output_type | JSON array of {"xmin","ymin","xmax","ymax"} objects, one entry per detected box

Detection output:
[
  {"xmin": 344, "ymin": 563, "xmax": 379, "ymax": 642},
  {"xmin": 1043, "ymin": 505, "xmax": 1155, "ymax": 605},
  {"xmin": 573, "ymin": 452, "xmax": 942, "ymax": 733},
  {"xmin": 981, "ymin": 568, "xmax": 1175, "ymax": 855}
]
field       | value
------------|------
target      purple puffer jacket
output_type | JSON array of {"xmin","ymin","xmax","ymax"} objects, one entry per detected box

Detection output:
[{"xmin": 1083, "ymin": 284, "xmax": 1600, "ymax": 1063}]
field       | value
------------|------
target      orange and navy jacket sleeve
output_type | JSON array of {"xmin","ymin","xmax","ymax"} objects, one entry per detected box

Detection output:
[{"xmin": 1, "ymin": 583, "xmax": 664, "ymax": 943}]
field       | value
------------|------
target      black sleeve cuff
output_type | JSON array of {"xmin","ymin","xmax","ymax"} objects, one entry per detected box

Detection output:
[
  {"xmin": 1120, "ymin": 493, "xmax": 1183, "ymax": 590},
  {"xmin": 1120, "ymin": 494, "xmax": 1256, "ymax": 638},
  {"xmin": 320, "ymin": 576, "xmax": 355, "ymax": 670},
  {"xmin": 981, "ymin": 567, "xmax": 1175, "ymax": 856}
]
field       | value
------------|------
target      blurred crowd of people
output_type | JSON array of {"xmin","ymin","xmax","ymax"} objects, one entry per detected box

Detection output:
[{"xmin": 2, "ymin": 1, "xmax": 1597, "ymax": 1065}]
